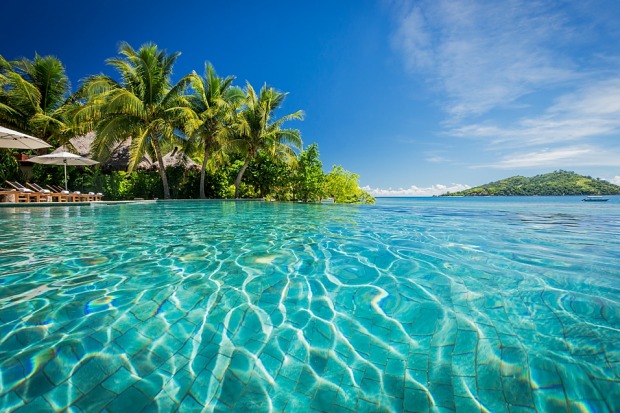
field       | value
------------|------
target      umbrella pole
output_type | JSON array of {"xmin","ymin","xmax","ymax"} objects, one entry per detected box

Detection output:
[{"xmin": 64, "ymin": 160, "xmax": 68, "ymax": 190}]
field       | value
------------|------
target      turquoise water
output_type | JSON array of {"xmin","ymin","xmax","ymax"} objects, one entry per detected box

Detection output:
[{"xmin": 0, "ymin": 197, "xmax": 619, "ymax": 412}]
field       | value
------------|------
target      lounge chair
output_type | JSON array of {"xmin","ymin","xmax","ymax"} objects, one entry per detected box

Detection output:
[
  {"xmin": 54, "ymin": 184, "xmax": 103, "ymax": 201},
  {"xmin": 48, "ymin": 184, "xmax": 65, "ymax": 192},
  {"xmin": 4, "ymin": 181, "xmax": 46, "ymax": 202},
  {"xmin": 82, "ymin": 192, "xmax": 101, "ymax": 201},
  {"xmin": 46, "ymin": 184, "xmax": 90, "ymax": 202},
  {"xmin": 0, "ymin": 190, "xmax": 25, "ymax": 203},
  {"xmin": 88, "ymin": 191, "xmax": 104, "ymax": 201},
  {"xmin": 0, "ymin": 187, "xmax": 30, "ymax": 203},
  {"xmin": 26, "ymin": 182, "xmax": 70, "ymax": 203}
]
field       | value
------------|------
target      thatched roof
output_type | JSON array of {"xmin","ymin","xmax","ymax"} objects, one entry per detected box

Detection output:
[
  {"xmin": 159, "ymin": 147, "xmax": 200, "ymax": 171},
  {"xmin": 103, "ymin": 139, "xmax": 154, "ymax": 171},
  {"xmin": 60, "ymin": 133, "xmax": 197, "ymax": 171},
  {"xmin": 63, "ymin": 132, "xmax": 94, "ymax": 157}
]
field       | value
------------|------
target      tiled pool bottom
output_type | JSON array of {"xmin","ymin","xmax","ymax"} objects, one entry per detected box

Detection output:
[{"xmin": 0, "ymin": 199, "xmax": 619, "ymax": 412}]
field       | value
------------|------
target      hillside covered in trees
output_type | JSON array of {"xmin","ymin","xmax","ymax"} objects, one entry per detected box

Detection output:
[{"xmin": 443, "ymin": 170, "xmax": 620, "ymax": 196}]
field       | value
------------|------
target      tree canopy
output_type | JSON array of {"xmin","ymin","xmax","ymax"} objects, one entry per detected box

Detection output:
[
  {"xmin": 0, "ymin": 53, "xmax": 73, "ymax": 145},
  {"xmin": 0, "ymin": 44, "xmax": 375, "ymax": 204},
  {"xmin": 227, "ymin": 82, "xmax": 303, "ymax": 198},
  {"xmin": 325, "ymin": 165, "xmax": 375, "ymax": 204},
  {"xmin": 77, "ymin": 42, "xmax": 197, "ymax": 199}
]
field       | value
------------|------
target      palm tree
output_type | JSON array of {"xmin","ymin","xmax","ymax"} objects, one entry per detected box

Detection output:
[
  {"xmin": 78, "ymin": 42, "xmax": 196, "ymax": 199},
  {"xmin": 187, "ymin": 63, "xmax": 243, "ymax": 198},
  {"xmin": 229, "ymin": 82, "xmax": 303, "ymax": 198},
  {"xmin": 0, "ymin": 53, "xmax": 73, "ymax": 144}
]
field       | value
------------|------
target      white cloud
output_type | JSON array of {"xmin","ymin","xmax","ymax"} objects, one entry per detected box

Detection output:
[
  {"xmin": 608, "ymin": 176, "xmax": 620, "ymax": 185},
  {"xmin": 362, "ymin": 183, "xmax": 470, "ymax": 196},
  {"xmin": 390, "ymin": 0, "xmax": 577, "ymax": 118},
  {"xmin": 450, "ymin": 78, "xmax": 620, "ymax": 147},
  {"xmin": 478, "ymin": 145, "xmax": 620, "ymax": 169},
  {"xmin": 392, "ymin": 5, "xmax": 434, "ymax": 69},
  {"xmin": 425, "ymin": 156, "xmax": 449, "ymax": 163},
  {"xmin": 386, "ymin": 0, "xmax": 620, "ymax": 174}
]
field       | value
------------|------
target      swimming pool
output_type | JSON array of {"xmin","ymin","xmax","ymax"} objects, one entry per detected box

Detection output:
[{"xmin": 0, "ymin": 198, "xmax": 618, "ymax": 412}]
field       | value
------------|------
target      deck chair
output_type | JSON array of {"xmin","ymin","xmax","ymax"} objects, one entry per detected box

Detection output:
[
  {"xmin": 87, "ymin": 191, "xmax": 104, "ymax": 201},
  {"xmin": 5, "ymin": 181, "xmax": 45, "ymax": 202},
  {"xmin": 46, "ymin": 184, "xmax": 86, "ymax": 202},
  {"xmin": 48, "ymin": 184, "xmax": 64, "ymax": 192},
  {"xmin": 0, "ymin": 184, "xmax": 22, "ymax": 203},
  {"xmin": 54, "ymin": 184, "xmax": 102, "ymax": 201},
  {"xmin": 27, "ymin": 182, "xmax": 70, "ymax": 203},
  {"xmin": 0, "ymin": 189, "xmax": 29, "ymax": 203}
]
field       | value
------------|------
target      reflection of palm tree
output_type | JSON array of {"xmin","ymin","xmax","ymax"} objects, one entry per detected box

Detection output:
[
  {"xmin": 187, "ymin": 63, "xmax": 243, "ymax": 199},
  {"xmin": 0, "ymin": 53, "xmax": 73, "ymax": 145},
  {"xmin": 229, "ymin": 82, "xmax": 303, "ymax": 198},
  {"xmin": 79, "ymin": 42, "xmax": 195, "ymax": 199}
]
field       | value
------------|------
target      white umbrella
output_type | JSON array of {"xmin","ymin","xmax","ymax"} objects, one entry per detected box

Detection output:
[
  {"xmin": 28, "ymin": 152, "xmax": 99, "ymax": 190},
  {"xmin": 0, "ymin": 125, "xmax": 52, "ymax": 149}
]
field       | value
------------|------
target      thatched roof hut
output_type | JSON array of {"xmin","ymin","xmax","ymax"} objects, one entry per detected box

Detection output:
[
  {"xmin": 159, "ymin": 147, "xmax": 200, "ymax": 171},
  {"xmin": 101, "ymin": 139, "xmax": 154, "ymax": 171},
  {"xmin": 59, "ymin": 134, "xmax": 197, "ymax": 171},
  {"xmin": 61, "ymin": 132, "xmax": 94, "ymax": 157},
  {"xmin": 54, "ymin": 132, "xmax": 146, "ymax": 170}
]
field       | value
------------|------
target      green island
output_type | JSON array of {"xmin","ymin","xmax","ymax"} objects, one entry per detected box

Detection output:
[
  {"xmin": 0, "ymin": 44, "xmax": 374, "ymax": 204},
  {"xmin": 442, "ymin": 170, "xmax": 620, "ymax": 196}
]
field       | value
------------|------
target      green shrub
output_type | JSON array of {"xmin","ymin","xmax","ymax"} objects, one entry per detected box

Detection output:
[
  {"xmin": 0, "ymin": 150, "xmax": 21, "ymax": 183},
  {"xmin": 324, "ymin": 165, "xmax": 375, "ymax": 204}
]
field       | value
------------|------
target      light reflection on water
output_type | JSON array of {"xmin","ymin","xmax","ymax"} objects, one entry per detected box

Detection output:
[{"xmin": 0, "ymin": 197, "xmax": 619, "ymax": 412}]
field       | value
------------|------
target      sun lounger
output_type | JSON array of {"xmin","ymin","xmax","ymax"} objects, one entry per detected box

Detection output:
[
  {"xmin": 26, "ymin": 182, "xmax": 71, "ymax": 203},
  {"xmin": 4, "ymin": 181, "xmax": 46, "ymax": 202},
  {"xmin": 46, "ymin": 184, "xmax": 79, "ymax": 202},
  {"xmin": 88, "ymin": 191, "xmax": 104, "ymax": 201},
  {"xmin": 0, "ymin": 189, "xmax": 30, "ymax": 203},
  {"xmin": 48, "ymin": 184, "xmax": 65, "ymax": 192},
  {"xmin": 52, "ymin": 185, "xmax": 103, "ymax": 201},
  {"xmin": 46, "ymin": 184, "xmax": 90, "ymax": 202},
  {"xmin": 0, "ymin": 181, "xmax": 103, "ymax": 203}
]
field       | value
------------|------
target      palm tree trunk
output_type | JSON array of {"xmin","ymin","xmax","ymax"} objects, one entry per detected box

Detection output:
[
  {"xmin": 234, "ymin": 155, "xmax": 252, "ymax": 199},
  {"xmin": 152, "ymin": 133, "xmax": 170, "ymax": 199},
  {"xmin": 199, "ymin": 143, "xmax": 210, "ymax": 199}
]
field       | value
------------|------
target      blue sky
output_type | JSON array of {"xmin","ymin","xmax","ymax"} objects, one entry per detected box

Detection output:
[{"xmin": 3, "ymin": 0, "xmax": 620, "ymax": 195}]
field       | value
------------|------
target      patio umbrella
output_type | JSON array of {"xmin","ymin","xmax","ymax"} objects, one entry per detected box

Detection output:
[
  {"xmin": 0, "ymin": 125, "xmax": 52, "ymax": 149},
  {"xmin": 27, "ymin": 152, "xmax": 99, "ymax": 190}
]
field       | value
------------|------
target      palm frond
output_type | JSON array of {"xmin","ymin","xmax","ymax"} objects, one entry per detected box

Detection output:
[
  {"xmin": 106, "ymin": 89, "xmax": 146, "ymax": 118},
  {"xmin": 161, "ymin": 74, "xmax": 191, "ymax": 108},
  {"xmin": 93, "ymin": 116, "xmax": 139, "ymax": 161},
  {"xmin": 127, "ymin": 128, "xmax": 151, "ymax": 172},
  {"xmin": 78, "ymin": 75, "xmax": 118, "ymax": 98},
  {"xmin": 4, "ymin": 70, "xmax": 41, "ymax": 116},
  {"xmin": 0, "ymin": 102, "xmax": 21, "ymax": 124}
]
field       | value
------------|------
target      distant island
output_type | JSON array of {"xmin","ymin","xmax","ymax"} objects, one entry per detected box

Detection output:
[{"xmin": 443, "ymin": 170, "xmax": 620, "ymax": 196}]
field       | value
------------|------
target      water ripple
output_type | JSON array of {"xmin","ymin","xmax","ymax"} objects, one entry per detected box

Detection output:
[{"xmin": 0, "ymin": 199, "xmax": 619, "ymax": 412}]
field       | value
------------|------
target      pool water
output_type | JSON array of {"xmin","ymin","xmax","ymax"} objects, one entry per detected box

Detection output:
[{"xmin": 0, "ymin": 198, "xmax": 619, "ymax": 412}]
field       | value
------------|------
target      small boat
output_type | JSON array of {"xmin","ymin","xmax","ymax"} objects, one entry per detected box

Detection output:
[{"xmin": 582, "ymin": 195, "xmax": 609, "ymax": 202}]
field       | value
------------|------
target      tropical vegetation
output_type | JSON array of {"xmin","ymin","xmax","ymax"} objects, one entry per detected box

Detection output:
[
  {"xmin": 186, "ymin": 63, "xmax": 243, "ymax": 199},
  {"xmin": 0, "ymin": 53, "xmax": 74, "ymax": 145},
  {"xmin": 443, "ymin": 170, "xmax": 620, "ymax": 196},
  {"xmin": 76, "ymin": 42, "xmax": 197, "ymax": 199},
  {"xmin": 325, "ymin": 165, "xmax": 376, "ymax": 204},
  {"xmin": 0, "ymin": 43, "xmax": 374, "ymax": 204},
  {"xmin": 227, "ymin": 82, "xmax": 303, "ymax": 198},
  {"xmin": 292, "ymin": 144, "xmax": 324, "ymax": 202}
]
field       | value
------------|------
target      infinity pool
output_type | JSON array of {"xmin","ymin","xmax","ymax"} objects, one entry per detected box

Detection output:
[{"xmin": 0, "ymin": 198, "xmax": 618, "ymax": 412}]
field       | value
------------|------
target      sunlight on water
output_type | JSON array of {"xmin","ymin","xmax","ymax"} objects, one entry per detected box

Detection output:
[{"xmin": 0, "ymin": 198, "xmax": 618, "ymax": 412}]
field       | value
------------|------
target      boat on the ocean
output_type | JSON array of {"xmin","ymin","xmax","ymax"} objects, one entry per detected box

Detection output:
[{"xmin": 582, "ymin": 195, "xmax": 609, "ymax": 202}]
